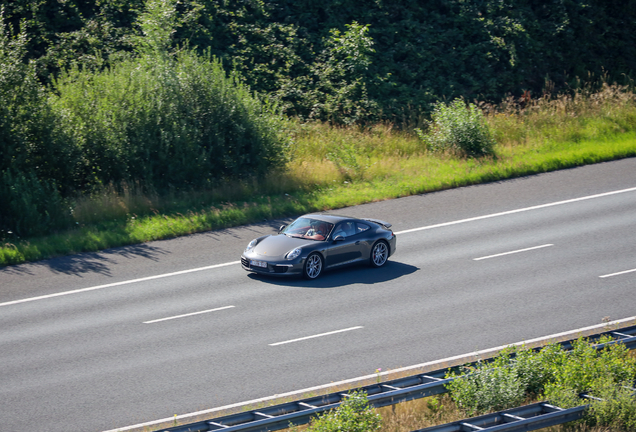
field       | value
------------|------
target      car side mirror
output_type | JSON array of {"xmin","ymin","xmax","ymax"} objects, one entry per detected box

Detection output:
[
  {"xmin": 333, "ymin": 235, "xmax": 345, "ymax": 242},
  {"xmin": 279, "ymin": 225, "xmax": 286, "ymax": 233}
]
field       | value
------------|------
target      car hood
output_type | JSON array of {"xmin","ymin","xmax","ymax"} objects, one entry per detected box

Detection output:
[{"xmin": 253, "ymin": 235, "xmax": 317, "ymax": 258}]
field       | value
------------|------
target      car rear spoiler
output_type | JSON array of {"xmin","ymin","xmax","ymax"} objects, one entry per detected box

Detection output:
[{"xmin": 363, "ymin": 218, "xmax": 392, "ymax": 229}]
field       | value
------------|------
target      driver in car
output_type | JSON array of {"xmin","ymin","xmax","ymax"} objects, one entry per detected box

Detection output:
[{"xmin": 306, "ymin": 221, "xmax": 327, "ymax": 239}]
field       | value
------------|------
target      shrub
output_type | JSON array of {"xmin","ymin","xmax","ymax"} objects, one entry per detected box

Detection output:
[
  {"xmin": 445, "ymin": 355, "xmax": 526, "ymax": 416},
  {"xmin": 446, "ymin": 337, "xmax": 636, "ymax": 428},
  {"xmin": 295, "ymin": 391, "xmax": 381, "ymax": 432},
  {"xmin": 51, "ymin": 51, "xmax": 289, "ymax": 192},
  {"xmin": 49, "ymin": 0, "xmax": 290, "ymax": 193},
  {"xmin": 587, "ymin": 379, "xmax": 636, "ymax": 430},
  {"xmin": 416, "ymin": 99, "xmax": 496, "ymax": 158},
  {"xmin": 444, "ymin": 344, "xmax": 561, "ymax": 416},
  {"xmin": 543, "ymin": 336, "xmax": 636, "ymax": 408},
  {"xmin": 0, "ymin": 8, "xmax": 73, "ymax": 236},
  {"xmin": 0, "ymin": 170, "xmax": 70, "ymax": 237}
]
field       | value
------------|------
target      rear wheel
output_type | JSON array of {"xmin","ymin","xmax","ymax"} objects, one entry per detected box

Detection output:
[
  {"xmin": 370, "ymin": 241, "xmax": 389, "ymax": 268},
  {"xmin": 303, "ymin": 253, "xmax": 323, "ymax": 279}
]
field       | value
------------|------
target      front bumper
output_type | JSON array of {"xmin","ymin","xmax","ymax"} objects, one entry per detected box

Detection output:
[{"xmin": 240, "ymin": 254, "xmax": 304, "ymax": 276}]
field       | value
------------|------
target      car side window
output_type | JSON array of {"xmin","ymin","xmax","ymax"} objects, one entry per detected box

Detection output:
[
  {"xmin": 332, "ymin": 223, "xmax": 345, "ymax": 238},
  {"xmin": 333, "ymin": 221, "xmax": 357, "ymax": 238},
  {"xmin": 356, "ymin": 223, "xmax": 371, "ymax": 233}
]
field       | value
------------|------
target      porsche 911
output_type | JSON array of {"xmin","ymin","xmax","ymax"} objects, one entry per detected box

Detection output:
[{"xmin": 241, "ymin": 214, "xmax": 396, "ymax": 279}]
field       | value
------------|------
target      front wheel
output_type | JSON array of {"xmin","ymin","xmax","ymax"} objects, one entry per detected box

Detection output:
[
  {"xmin": 370, "ymin": 241, "xmax": 389, "ymax": 268},
  {"xmin": 303, "ymin": 253, "xmax": 323, "ymax": 279}
]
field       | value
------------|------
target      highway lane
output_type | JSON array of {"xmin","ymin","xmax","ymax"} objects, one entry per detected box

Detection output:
[{"xmin": 1, "ymin": 158, "xmax": 635, "ymax": 432}]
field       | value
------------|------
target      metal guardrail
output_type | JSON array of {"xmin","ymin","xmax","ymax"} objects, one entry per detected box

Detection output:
[
  {"xmin": 417, "ymin": 386, "xmax": 636, "ymax": 432},
  {"xmin": 157, "ymin": 325, "xmax": 636, "ymax": 432},
  {"xmin": 416, "ymin": 387, "xmax": 636, "ymax": 432},
  {"xmin": 414, "ymin": 402, "xmax": 589, "ymax": 432},
  {"xmin": 159, "ymin": 373, "xmax": 452, "ymax": 432}
]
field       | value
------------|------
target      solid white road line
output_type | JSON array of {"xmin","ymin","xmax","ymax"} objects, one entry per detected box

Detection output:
[
  {"xmin": 6, "ymin": 185, "xmax": 636, "ymax": 308},
  {"xmin": 269, "ymin": 326, "xmax": 364, "ymax": 346},
  {"xmin": 600, "ymin": 268, "xmax": 636, "ymax": 278},
  {"xmin": 143, "ymin": 305, "xmax": 235, "ymax": 324},
  {"xmin": 473, "ymin": 244, "xmax": 554, "ymax": 261},
  {"xmin": 104, "ymin": 315, "xmax": 636, "ymax": 432},
  {"xmin": 394, "ymin": 186, "xmax": 636, "ymax": 236},
  {"xmin": 0, "ymin": 261, "xmax": 240, "ymax": 307}
]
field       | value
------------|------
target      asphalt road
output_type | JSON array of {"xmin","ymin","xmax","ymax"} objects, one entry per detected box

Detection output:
[{"xmin": 1, "ymin": 158, "xmax": 635, "ymax": 432}]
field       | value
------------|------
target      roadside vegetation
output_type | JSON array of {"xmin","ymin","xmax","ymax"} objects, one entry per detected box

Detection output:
[
  {"xmin": 2, "ymin": 0, "xmax": 636, "ymax": 266},
  {"xmin": 2, "ymin": 81, "xmax": 634, "ymax": 266},
  {"xmin": 283, "ymin": 337, "xmax": 636, "ymax": 432}
]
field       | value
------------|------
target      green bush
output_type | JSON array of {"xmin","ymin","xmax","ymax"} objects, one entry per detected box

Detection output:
[
  {"xmin": 416, "ymin": 99, "xmax": 496, "ymax": 158},
  {"xmin": 446, "ymin": 337, "xmax": 636, "ymax": 428},
  {"xmin": 51, "ymin": 50, "xmax": 288, "ymax": 192},
  {"xmin": 294, "ymin": 391, "xmax": 381, "ymax": 432},
  {"xmin": 0, "ymin": 0, "xmax": 290, "ymax": 236},
  {"xmin": 587, "ymin": 379, "xmax": 636, "ymax": 430},
  {"xmin": 0, "ymin": 170, "xmax": 70, "ymax": 237},
  {"xmin": 48, "ymin": 0, "xmax": 289, "ymax": 193},
  {"xmin": 445, "ymin": 350, "xmax": 528, "ymax": 416},
  {"xmin": 0, "ymin": 9, "xmax": 73, "ymax": 236},
  {"xmin": 543, "ymin": 337, "xmax": 636, "ymax": 408}
]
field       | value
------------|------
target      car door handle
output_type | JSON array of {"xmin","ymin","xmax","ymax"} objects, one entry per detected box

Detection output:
[{"xmin": 355, "ymin": 241, "xmax": 361, "ymax": 245}]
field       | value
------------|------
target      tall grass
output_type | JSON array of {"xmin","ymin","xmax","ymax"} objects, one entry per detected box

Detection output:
[
  {"xmin": 1, "ymin": 86, "xmax": 635, "ymax": 266},
  {"xmin": 485, "ymin": 83, "xmax": 636, "ymax": 148}
]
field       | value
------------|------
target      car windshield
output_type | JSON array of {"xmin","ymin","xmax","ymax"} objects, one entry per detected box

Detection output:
[{"xmin": 282, "ymin": 217, "xmax": 334, "ymax": 241}]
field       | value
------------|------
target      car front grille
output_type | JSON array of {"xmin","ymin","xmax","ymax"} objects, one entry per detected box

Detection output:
[{"xmin": 241, "ymin": 257, "xmax": 250, "ymax": 267}]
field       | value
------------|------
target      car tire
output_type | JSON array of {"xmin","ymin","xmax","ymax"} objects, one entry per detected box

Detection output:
[
  {"xmin": 370, "ymin": 241, "xmax": 389, "ymax": 268},
  {"xmin": 303, "ymin": 253, "xmax": 323, "ymax": 279}
]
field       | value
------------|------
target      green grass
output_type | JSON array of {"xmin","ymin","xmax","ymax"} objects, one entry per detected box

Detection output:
[{"xmin": 2, "ymin": 87, "xmax": 636, "ymax": 267}]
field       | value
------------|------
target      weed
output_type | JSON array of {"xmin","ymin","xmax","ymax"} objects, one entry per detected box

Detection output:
[{"xmin": 416, "ymin": 99, "xmax": 496, "ymax": 158}]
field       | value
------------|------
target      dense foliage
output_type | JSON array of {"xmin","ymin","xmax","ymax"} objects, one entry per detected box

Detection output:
[
  {"xmin": 0, "ymin": 1, "xmax": 288, "ymax": 236},
  {"xmin": 1, "ymin": 0, "xmax": 635, "ymax": 238},
  {"xmin": 3, "ymin": 0, "xmax": 635, "ymax": 123},
  {"xmin": 0, "ymin": 13, "xmax": 71, "ymax": 235},
  {"xmin": 446, "ymin": 337, "xmax": 636, "ymax": 429},
  {"xmin": 51, "ymin": 51, "xmax": 287, "ymax": 193}
]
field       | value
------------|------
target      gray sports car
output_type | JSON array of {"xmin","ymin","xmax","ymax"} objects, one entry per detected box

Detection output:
[{"xmin": 241, "ymin": 214, "xmax": 396, "ymax": 279}]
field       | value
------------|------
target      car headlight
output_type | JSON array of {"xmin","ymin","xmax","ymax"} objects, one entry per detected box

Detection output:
[
  {"xmin": 245, "ymin": 239, "xmax": 258, "ymax": 253},
  {"xmin": 286, "ymin": 247, "xmax": 301, "ymax": 260}
]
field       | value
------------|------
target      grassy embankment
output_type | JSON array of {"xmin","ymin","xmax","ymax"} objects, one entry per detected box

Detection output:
[{"xmin": 1, "ymin": 86, "xmax": 635, "ymax": 266}]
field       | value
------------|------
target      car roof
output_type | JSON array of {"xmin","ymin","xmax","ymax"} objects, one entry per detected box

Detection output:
[
  {"xmin": 302, "ymin": 213, "xmax": 393, "ymax": 229},
  {"xmin": 302, "ymin": 214, "xmax": 355, "ymax": 223}
]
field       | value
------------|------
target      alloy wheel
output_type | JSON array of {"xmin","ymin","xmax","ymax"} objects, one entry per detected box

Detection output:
[
  {"xmin": 305, "ymin": 253, "xmax": 323, "ymax": 279},
  {"xmin": 371, "ymin": 242, "xmax": 388, "ymax": 267}
]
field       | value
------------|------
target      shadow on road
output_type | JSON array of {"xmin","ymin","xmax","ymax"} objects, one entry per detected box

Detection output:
[
  {"xmin": 0, "ymin": 243, "xmax": 170, "ymax": 277},
  {"xmin": 248, "ymin": 260, "xmax": 418, "ymax": 288}
]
